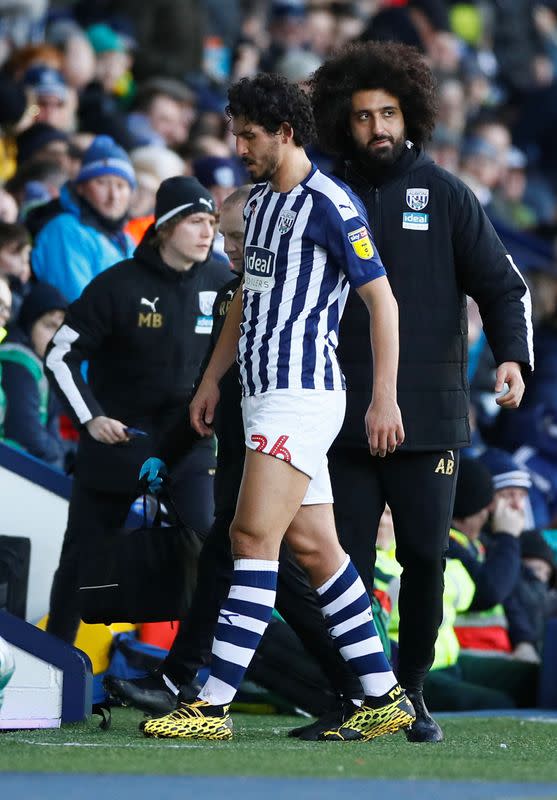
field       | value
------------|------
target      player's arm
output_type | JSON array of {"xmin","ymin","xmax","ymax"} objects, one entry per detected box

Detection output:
[
  {"xmin": 190, "ymin": 283, "xmax": 243, "ymax": 436},
  {"xmin": 356, "ymin": 276, "xmax": 405, "ymax": 457}
]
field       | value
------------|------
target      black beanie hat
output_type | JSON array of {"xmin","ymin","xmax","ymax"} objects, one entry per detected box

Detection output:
[
  {"xmin": 521, "ymin": 530, "xmax": 556, "ymax": 579},
  {"xmin": 19, "ymin": 282, "xmax": 68, "ymax": 336},
  {"xmin": 154, "ymin": 176, "xmax": 216, "ymax": 229},
  {"xmin": 16, "ymin": 122, "xmax": 69, "ymax": 165},
  {"xmin": 453, "ymin": 457, "xmax": 494, "ymax": 519}
]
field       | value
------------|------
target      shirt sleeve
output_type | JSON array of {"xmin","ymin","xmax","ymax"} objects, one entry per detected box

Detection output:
[
  {"xmin": 44, "ymin": 273, "xmax": 115, "ymax": 425},
  {"xmin": 324, "ymin": 199, "xmax": 386, "ymax": 289}
]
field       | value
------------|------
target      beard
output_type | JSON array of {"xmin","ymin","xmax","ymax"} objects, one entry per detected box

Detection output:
[
  {"xmin": 352, "ymin": 134, "xmax": 407, "ymax": 171},
  {"xmin": 244, "ymin": 152, "xmax": 280, "ymax": 184}
]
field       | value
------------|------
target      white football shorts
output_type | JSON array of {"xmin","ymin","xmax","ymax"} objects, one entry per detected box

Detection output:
[{"xmin": 242, "ymin": 388, "xmax": 346, "ymax": 505}]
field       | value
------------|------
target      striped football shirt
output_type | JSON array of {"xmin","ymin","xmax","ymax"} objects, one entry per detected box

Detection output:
[{"xmin": 238, "ymin": 164, "xmax": 385, "ymax": 396}]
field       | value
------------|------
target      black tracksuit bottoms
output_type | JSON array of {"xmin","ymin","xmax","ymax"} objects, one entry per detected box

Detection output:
[
  {"xmin": 328, "ymin": 446, "xmax": 460, "ymax": 693},
  {"xmin": 46, "ymin": 439, "xmax": 216, "ymax": 643}
]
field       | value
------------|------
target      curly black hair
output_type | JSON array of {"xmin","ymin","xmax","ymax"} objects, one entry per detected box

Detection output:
[
  {"xmin": 226, "ymin": 73, "xmax": 316, "ymax": 147},
  {"xmin": 310, "ymin": 41, "xmax": 439, "ymax": 155}
]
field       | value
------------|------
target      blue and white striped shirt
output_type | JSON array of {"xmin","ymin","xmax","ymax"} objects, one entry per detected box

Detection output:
[{"xmin": 238, "ymin": 164, "xmax": 386, "ymax": 396}]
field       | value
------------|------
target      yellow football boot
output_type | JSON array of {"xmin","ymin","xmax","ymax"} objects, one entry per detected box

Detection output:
[{"xmin": 142, "ymin": 699, "xmax": 233, "ymax": 740}]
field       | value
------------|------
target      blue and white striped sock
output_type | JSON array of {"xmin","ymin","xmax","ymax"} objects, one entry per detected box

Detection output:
[
  {"xmin": 317, "ymin": 556, "xmax": 398, "ymax": 698},
  {"xmin": 198, "ymin": 558, "xmax": 279, "ymax": 707}
]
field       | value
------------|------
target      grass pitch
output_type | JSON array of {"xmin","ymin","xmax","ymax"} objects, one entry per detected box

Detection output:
[{"xmin": 1, "ymin": 709, "xmax": 556, "ymax": 781}]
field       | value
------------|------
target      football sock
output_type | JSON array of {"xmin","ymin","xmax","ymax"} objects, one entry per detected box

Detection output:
[
  {"xmin": 198, "ymin": 558, "xmax": 279, "ymax": 707},
  {"xmin": 317, "ymin": 556, "xmax": 398, "ymax": 698}
]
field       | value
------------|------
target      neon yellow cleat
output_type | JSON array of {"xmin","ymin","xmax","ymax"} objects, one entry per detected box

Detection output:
[
  {"xmin": 142, "ymin": 699, "xmax": 233, "ymax": 740},
  {"xmin": 319, "ymin": 689, "xmax": 415, "ymax": 742}
]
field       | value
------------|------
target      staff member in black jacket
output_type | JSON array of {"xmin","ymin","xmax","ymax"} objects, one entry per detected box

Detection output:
[
  {"xmin": 44, "ymin": 176, "xmax": 231, "ymax": 644},
  {"xmin": 310, "ymin": 42, "xmax": 534, "ymax": 742}
]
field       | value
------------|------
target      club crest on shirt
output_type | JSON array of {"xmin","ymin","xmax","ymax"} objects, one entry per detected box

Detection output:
[
  {"xmin": 347, "ymin": 226, "xmax": 374, "ymax": 260},
  {"xmin": 278, "ymin": 209, "xmax": 296, "ymax": 235},
  {"xmin": 406, "ymin": 188, "xmax": 429, "ymax": 211},
  {"xmin": 198, "ymin": 291, "xmax": 216, "ymax": 316}
]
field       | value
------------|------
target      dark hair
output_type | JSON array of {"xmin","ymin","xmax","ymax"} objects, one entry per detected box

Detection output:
[
  {"xmin": 226, "ymin": 74, "xmax": 316, "ymax": 147},
  {"xmin": 0, "ymin": 221, "xmax": 30, "ymax": 251},
  {"xmin": 310, "ymin": 41, "xmax": 439, "ymax": 155},
  {"xmin": 134, "ymin": 77, "xmax": 195, "ymax": 112}
]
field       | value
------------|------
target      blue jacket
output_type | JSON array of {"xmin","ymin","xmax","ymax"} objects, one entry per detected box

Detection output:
[{"xmin": 31, "ymin": 184, "xmax": 135, "ymax": 302}]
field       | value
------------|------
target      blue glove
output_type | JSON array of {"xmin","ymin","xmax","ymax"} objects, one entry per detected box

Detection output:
[{"xmin": 139, "ymin": 457, "xmax": 168, "ymax": 494}]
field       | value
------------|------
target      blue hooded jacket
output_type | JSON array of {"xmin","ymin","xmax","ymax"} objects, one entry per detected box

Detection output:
[{"xmin": 32, "ymin": 184, "xmax": 135, "ymax": 302}]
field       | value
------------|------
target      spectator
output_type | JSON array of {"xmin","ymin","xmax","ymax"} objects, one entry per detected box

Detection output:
[
  {"xmin": 0, "ymin": 73, "xmax": 30, "ymax": 182},
  {"xmin": 0, "ymin": 222, "xmax": 31, "ymax": 319},
  {"xmin": 127, "ymin": 77, "xmax": 196, "ymax": 149},
  {"xmin": 43, "ymin": 176, "xmax": 231, "ymax": 644},
  {"xmin": 23, "ymin": 65, "xmax": 78, "ymax": 133},
  {"xmin": 507, "ymin": 529, "xmax": 557, "ymax": 661},
  {"xmin": 458, "ymin": 137, "xmax": 501, "ymax": 211},
  {"xmin": 128, "ymin": 145, "xmax": 185, "ymax": 224},
  {"xmin": 5, "ymin": 43, "xmax": 62, "ymax": 80},
  {"xmin": 6, "ymin": 160, "xmax": 69, "ymax": 227},
  {"xmin": 0, "ymin": 189, "xmax": 18, "ymax": 224},
  {"xmin": 490, "ymin": 147, "xmax": 538, "ymax": 231},
  {"xmin": 449, "ymin": 457, "xmax": 539, "ymax": 707},
  {"xmin": 74, "ymin": 0, "xmax": 204, "ymax": 81},
  {"xmin": 193, "ymin": 156, "xmax": 245, "ymax": 209},
  {"xmin": 15, "ymin": 122, "xmax": 74, "ymax": 175},
  {"xmin": 31, "ymin": 134, "xmax": 136, "ymax": 301},
  {"xmin": 46, "ymin": 19, "xmax": 96, "ymax": 91},
  {"xmin": 374, "ymin": 501, "xmax": 518, "ymax": 710},
  {"xmin": 0, "ymin": 282, "xmax": 67, "ymax": 468},
  {"xmin": 86, "ymin": 23, "xmax": 133, "ymax": 103},
  {"xmin": 0, "ymin": 277, "xmax": 12, "ymax": 342},
  {"xmin": 479, "ymin": 447, "xmax": 533, "ymax": 521}
]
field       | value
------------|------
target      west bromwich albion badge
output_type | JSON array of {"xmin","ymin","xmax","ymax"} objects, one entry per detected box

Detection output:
[{"xmin": 406, "ymin": 188, "xmax": 429, "ymax": 211}]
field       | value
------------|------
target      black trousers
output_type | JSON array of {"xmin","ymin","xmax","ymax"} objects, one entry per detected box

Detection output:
[
  {"xmin": 46, "ymin": 440, "xmax": 216, "ymax": 643},
  {"xmin": 328, "ymin": 446, "xmax": 460, "ymax": 693},
  {"xmin": 162, "ymin": 507, "xmax": 362, "ymax": 701}
]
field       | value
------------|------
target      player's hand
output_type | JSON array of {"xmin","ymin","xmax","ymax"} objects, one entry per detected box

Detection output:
[
  {"xmin": 365, "ymin": 396, "xmax": 405, "ymax": 457},
  {"xmin": 86, "ymin": 416, "xmax": 130, "ymax": 444},
  {"xmin": 494, "ymin": 361, "xmax": 524, "ymax": 408},
  {"xmin": 491, "ymin": 495, "xmax": 525, "ymax": 538},
  {"xmin": 512, "ymin": 642, "xmax": 541, "ymax": 664},
  {"xmin": 190, "ymin": 377, "xmax": 220, "ymax": 437}
]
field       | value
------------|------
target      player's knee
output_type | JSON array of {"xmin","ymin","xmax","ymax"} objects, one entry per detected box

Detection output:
[
  {"xmin": 287, "ymin": 529, "xmax": 319, "ymax": 571},
  {"xmin": 229, "ymin": 520, "xmax": 264, "ymax": 558}
]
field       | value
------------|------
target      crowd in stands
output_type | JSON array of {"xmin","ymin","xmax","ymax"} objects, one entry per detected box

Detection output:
[{"xmin": 0, "ymin": 0, "xmax": 556, "ymax": 712}]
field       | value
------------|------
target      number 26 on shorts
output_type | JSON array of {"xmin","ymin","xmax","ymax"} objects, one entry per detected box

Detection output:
[{"xmin": 250, "ymin": 434, "xmax": 292, "ymax": 463}]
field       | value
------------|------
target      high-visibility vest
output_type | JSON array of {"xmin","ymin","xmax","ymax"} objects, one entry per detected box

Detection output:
[
  {"xmin": 450, "ymin": 528, "xmax": 512, "ymax": 654},
  {"xmin": 374, "ymin": 545, "xmax": 475, "ymax": 669}
]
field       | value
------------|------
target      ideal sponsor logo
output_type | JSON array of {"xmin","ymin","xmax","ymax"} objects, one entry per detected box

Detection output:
[
  {"xmin": 244, "ymin": 245, "xmax": 276, "ymax": 292},
  {"xmin": 402, "ymin": 212, "xmax": 429, "ymax": 231},
  {"xmin": 406, "ymin": 187, "xmax": 429, "ymax": 210}
]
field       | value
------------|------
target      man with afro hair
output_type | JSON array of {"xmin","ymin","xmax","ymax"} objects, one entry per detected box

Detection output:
[{"xmin": 309, "ymin": 42, "xmax": 533, "ymax": 742}]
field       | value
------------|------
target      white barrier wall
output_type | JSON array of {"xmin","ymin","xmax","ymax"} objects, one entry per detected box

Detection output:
[
  {"xmin": 0, "ymin": 448, "xmax": 69, "ymax": 623},
  {"xmin": 0, "ymin": 644, "xmax": 62, "ymax": 729}
]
